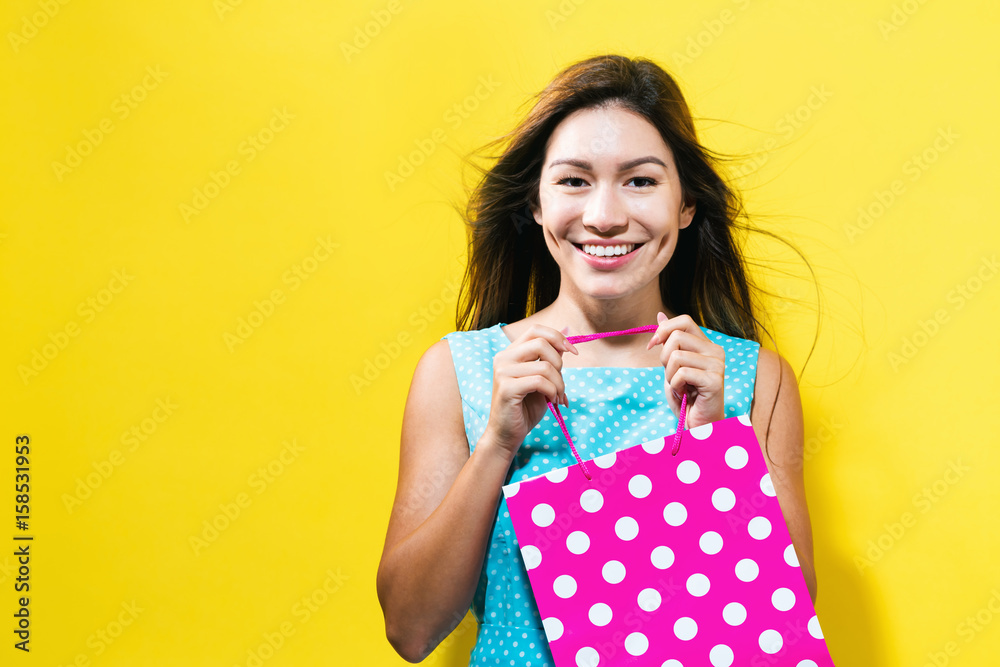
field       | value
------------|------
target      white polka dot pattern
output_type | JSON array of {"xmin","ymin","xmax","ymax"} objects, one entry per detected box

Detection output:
[
  {"xmin": 441, "ymin": 323, "xmax": 830, "ymax": 666},
  {"xmin": 500, "ymin": 393, "xmax": 833, "ymax": 665}
]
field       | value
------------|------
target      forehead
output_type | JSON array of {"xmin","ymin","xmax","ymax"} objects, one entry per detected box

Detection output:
[{"xmin": 543, "ymin": 105, "xmax": 670, "ymax": 165}]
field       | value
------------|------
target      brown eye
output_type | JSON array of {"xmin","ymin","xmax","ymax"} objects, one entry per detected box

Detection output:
[
  {"xmin": 627, "ymin": 177, "xmax": 657, "ymax": 187},
  {"xmin": 556, "ymin": 177, "xmax": 587, "ymax": 187}
]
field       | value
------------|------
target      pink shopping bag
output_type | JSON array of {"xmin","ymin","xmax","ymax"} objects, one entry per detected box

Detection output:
[{"xmin": 501, "ymin": 326, "xmax": 835, "ymax": 667}]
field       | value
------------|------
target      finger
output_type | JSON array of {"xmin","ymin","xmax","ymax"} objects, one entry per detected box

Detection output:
[
  {"xmin": 652, "ymin": 331, "xmax": 724, "ymax": 366},
  {"xmin": 501, "ymin": 336, "xmax": 566, "ymax": 371},
  {"xmin": 660, "ymin": 347, "xmax": 725, "ymax": 384},
  {"xmin": 559, "ymin": 325, "xmax": 580, "ymax": 355},
  {"xmin": 646, "ymin": 312, "xmax": 709, "ymax": 350},
  {"xmin": 502, "ymin": 375, "xmax": 561, "ymax": 407},
  {"xmin": 503, "ymin": 360, "xmax": 567, "ymax": 404},
  {"xmin": 658, "ymin": 336, "xmax": 725, "ymax": 374},
  {"xmin": 666, "ymin": 366, "xmax": 723, "ymax": 395},
  {"xmin": 510, "ymin": 324, "xmax": 578, "ymax": 356},
  {"xmin": 647, "ymin": 313, "xmax": 708, "ymax": 348},
  {"xmin": 664, "ymin": 366, "xmax": 723, "ymax": 412}
]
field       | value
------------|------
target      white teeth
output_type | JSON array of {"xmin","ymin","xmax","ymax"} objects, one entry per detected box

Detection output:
[{"xmin": 582, "ymin": 243, "xmax": 635, "ymax": 257}]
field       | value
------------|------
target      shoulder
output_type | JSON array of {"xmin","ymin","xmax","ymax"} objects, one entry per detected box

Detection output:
[
  {"xmin": 747, "ymin": 347, "xmax": 815, "ymax": 598},
  {"xmin": 403, "ymin": 340, "xmax": 468, "ymax": 453},
  {"xmin": 440, "ymin": 324, "xmax": 507, "ymax": 365},
  {"xmin": 441, "ymin": 323, "xmax": 503, "ymax": 347},
  {"xmin": 750, "ymin": 347, "xmax": 804, "ymax": 466},
  {"xmin": 408, "ymin": 340, "xmax": 460, "ymax": 403},
  {"xmin": 752, "ymin": 348, "xmax": 799, "ymax": 405},
  {"xmin": 699, "ymin": 326, "xmax": 761, "ymax": 359},
  {"xmin": 424, "ymin": 329, "xmax": 497, "ymax": 400},
  {"xmin": 416, "ymin": 338, "xmax": 455, "ymax": 372}
]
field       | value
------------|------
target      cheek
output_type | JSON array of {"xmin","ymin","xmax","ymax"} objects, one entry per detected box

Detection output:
[
  {"xmin": 637, "ymin": 200, "xmax": 683, "ymax": 234},
  {"xmin": 544, "ymin": 194, "xmax": 581, "ymax": 220},
  {"xmin": 629, "ymin": 193, "xmax": 674, "ymax": 217}
]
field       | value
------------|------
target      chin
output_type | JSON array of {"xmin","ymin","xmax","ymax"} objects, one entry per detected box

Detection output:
[{"xmin": 575, "ymin": 283, "xmax": 646, "ymax": 303}]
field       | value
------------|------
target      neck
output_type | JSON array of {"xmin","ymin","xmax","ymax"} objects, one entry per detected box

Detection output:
[
  {"xmin": 546, "ymin": 283, "xmax": 675, "ymax": 335},
  {"xmin": 532, "ymin": 283, "xmax": 676, "ymax": 367}
]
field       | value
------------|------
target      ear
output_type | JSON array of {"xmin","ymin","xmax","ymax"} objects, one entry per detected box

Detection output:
[
  {"xmin": 679, "ymin": 197, "xmax": 696, "ymax": 230},
  {"xmin": 528, "ymin": 201, "xmax": 542, "ymax": 225}
]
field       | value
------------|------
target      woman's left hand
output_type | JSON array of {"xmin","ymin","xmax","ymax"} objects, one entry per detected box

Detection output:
[{"xmin": 646, "ymin": 311, "xmax": 726, "ymax": 429}]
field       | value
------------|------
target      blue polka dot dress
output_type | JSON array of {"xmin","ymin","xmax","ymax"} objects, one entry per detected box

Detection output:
[{"xmin": 441, "ymin": 322, "xmax": 760, "ymax": 667}]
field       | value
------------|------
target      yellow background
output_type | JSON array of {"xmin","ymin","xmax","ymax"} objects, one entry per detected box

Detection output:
[{"xmin": 2, "ymin": 0, "xmax": 998, "ymax": 665}]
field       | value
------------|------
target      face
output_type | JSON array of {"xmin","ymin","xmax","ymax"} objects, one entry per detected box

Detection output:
[{"xmin": 530, "ymin": 105, "xmax": 695, "ymax": 302}]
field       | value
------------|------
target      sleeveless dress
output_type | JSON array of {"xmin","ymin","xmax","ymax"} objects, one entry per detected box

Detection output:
[{"xmin": 441, "ymin": 322, "xmax": 761, "ymax": 667}]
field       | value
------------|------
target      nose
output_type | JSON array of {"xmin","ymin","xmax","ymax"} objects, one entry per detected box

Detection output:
[{"xmin": 582, "ymin": 183, "xmax": 628, "ymax": 234}]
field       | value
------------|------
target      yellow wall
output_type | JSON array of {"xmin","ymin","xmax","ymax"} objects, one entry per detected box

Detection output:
[{"xmin": 2, "ymin": 1, "xmax": 998, "ymax": 665}]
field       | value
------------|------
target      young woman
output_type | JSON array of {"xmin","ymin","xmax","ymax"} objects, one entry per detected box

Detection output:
[{"xmin": 377, "ymin": 54, "xmax": 817, "ymax": 665}]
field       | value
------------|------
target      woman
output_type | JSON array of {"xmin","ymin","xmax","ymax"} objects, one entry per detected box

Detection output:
[{"xmin": 377, "ymin": 54, "xmax": 817, "ymax": 665}]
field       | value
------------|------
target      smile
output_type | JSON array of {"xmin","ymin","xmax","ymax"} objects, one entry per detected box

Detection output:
[{"xmin": 574, "ymin": 243, "xmax": 642, "ymax": 257}]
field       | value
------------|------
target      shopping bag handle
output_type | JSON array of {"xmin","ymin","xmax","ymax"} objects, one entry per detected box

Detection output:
[{"xmin": 545, "ymin": 325, "xmax": 688, "ymax": 481}]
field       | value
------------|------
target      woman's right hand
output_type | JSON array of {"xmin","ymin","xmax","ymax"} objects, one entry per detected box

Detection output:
[{"xmin": 482, "ymin": 325, "xmax": 579, "ymax": 459}]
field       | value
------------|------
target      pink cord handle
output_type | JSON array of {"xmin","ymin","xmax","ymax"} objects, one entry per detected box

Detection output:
[{"xmin": 545, "ymin": 325, "xmax": 689, "ymax": 481}]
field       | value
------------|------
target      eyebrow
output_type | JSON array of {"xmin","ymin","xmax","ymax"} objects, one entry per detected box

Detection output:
[{"xmin": 546, "ymin": 156, "xmax": 669, "ymax": 171}]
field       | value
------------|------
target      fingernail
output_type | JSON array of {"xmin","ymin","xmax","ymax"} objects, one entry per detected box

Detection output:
[{"xmin": 657, "ymin": 311, "xmax": 667, "ymax": 323}]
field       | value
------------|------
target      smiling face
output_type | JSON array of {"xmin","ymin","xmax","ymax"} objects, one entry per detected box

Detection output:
[{"xmin": 530, "ymin": 104, "xmax": 695, "ymax": 304}]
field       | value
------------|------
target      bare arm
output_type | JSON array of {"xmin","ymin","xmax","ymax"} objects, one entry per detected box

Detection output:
[
  {"xmin": 750, "ymin": 347, "xmax": 818, "ymax": 604},
  {"xmin": 376, "ymin": 340, "xmax": 516, "ymax": 662}
]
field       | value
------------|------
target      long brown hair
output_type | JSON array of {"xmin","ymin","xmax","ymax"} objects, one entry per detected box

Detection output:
[{"xmin": 454, "ymin": 55, "xmax": 819, "ymax": 457}]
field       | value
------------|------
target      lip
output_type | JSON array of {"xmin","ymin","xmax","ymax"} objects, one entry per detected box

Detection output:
[{"xmin": 571, "ymin": 242, "xmax": 643, "ymax": 269}]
